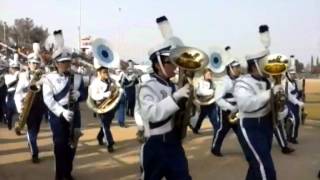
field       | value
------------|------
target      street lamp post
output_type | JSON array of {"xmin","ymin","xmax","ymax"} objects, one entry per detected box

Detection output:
[{"xmin": 3, "ymin": 22, "xmax": 6, "ymax": 44}]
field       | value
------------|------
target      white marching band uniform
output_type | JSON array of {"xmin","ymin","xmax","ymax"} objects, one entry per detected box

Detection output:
[
  {"xmin": 196, "ymin": 79, "xmax": 214, "ymax": 97},
  {"xmin": 134, "ymin": 73, "xmax": 152, "ymax": 132},
  {"xmin": 5, "ymin": 70, "xmax": 19, "ymax": 94},
  {"xmin": 138, "ymin": 74, "xmax": 179, "ymax": 138},
  {"xmin": 4, "ymin": 59, "xmax": 20, "ymax": 129},
  {"xmin": 43, "ymin": 72, "xmax": 82, "ymax": 116},
  {"xmin": 215, "ymin": 76, "xmax": 237, "ymax": 113}
]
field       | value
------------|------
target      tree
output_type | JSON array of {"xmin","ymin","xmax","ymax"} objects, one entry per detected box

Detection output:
[
  {"xmin": 0, "ymin": 18, "xmax": 48, "ymax": 50},
  {"xmin": 295, "ymin": 59, "xmax": 304, "ymax": 73}
]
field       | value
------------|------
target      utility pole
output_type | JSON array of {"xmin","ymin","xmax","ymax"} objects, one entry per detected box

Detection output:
[{"xmin": 78, "ymin": 0, "xmax": 82, "ymax": 51}]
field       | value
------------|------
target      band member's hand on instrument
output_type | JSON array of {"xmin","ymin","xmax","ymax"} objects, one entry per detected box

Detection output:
[
  {"xmin": 173, "ymin": 84, "xmax": 190, "ymax": 101},
  {"xmin": 273, "ymin": 84, "xmax": 283, "ymax": 94},
  {"xmin": 71, "ymin": 89, "xmax": 80, "ymax": 100},
  {"xmin": 62, "ymin": 109, "xmax": 74, "ymax": 122},
  {"xmin": 277, "ymin": 106, "xmax": 288, "ymax": 120},
  {"xmin": 297, "ymin": 101, "xmax": 304, "ymax": 108},
  {"xmin": 230, "ymin": 106, "xmax": 238, "ymax": 113},
  {"xmin": 103, "ymin": 91, "xmax": 111, "ymax": 99}
]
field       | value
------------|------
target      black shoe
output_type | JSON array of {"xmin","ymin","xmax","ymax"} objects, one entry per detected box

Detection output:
[
  {"xmin": 32, "ymin": 155, "xmax": 40, "ymax": 164},
  {"xmin": 211, "ymin": 149, "xmax": 223, "ymax": 157},
  {"xmin": 119, "ymin": 123, "xmax": 128, "ymax": 128},
  {"xmin": 15, "ymin": 128, "xmax": 22, "ymax": 136},
  {"xmin": 281, "ymin": 147, "xmax": 295, "ymax": 154},
  {"xmin": 107, "ymin": 145, "xmax": 114, "ymax": 153},
  {"xmin": 7, "ymin": 123, "xmax": 12, "ymax": 130},
  {"xmin": 288, "ymin": 138, "xmax": 299, "ymax": 144},
  {"xmin": 97, "ymin": 137, "xmax": 104, "ymax": 146},
  {"xmin": 190, "ymin": 126, "xmax": 200, "ymax": 135},
  {"xmin": 65, "ymin": 174, "xmax": 75, "ymax": 180},
  {"xmin": 318, "ymin": 170, "xmax": 320, "ymax": 178}
]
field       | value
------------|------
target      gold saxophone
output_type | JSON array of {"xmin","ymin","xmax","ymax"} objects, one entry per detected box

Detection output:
[{"xmin": 15, "ymin": 70, "xmax": 43, "ymax": 135}]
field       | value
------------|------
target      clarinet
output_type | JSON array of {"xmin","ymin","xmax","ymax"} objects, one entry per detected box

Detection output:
[{"xmin": 67, "ymin": 72, "xmax": 77, "ymax": 148}]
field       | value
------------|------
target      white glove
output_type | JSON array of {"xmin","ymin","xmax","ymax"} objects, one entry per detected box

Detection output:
[
  {"xmin": 173, "ymin": 84, "xmax": 190, "ymax": 101},
  {"xmin": 273, "ymin": 84, "xmax": 283, "ymax": 94},
  {"xmin": 103, "ymin": 91, "xmax": 111, "ymax": 98},
  {"xmin": 297, "ymin": 101, "xmax": 304, "ymax": 108},
  {"xmin": 71, "ymin": 90, "xmax": 80, "ymax": 100},
  {"xmin": 278, "ymin": 106, "xmax": 288, "ymax": 120},
  {"xmin": 62, "ymin": 109, "xmax": 74, "ymax": 122},
  {"xmin": 229, "ymin": 106, "xmax": 238, "ymax": 113}
]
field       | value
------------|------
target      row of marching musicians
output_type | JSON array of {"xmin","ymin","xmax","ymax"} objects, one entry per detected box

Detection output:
[
  {"xmin": 0, "ymin": 31, "xmax": 141, "ymax": 180},
  {"xmin": 134, "ymin": 16, "xmax": 307, "ymax": 180},
  {"xmin": 0, "ymin": 24, "xmax": 308, "ymax": 180}
]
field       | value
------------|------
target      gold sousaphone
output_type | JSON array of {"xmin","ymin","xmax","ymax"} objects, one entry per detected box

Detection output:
[{"xmin": 86, "ymin": 38, "xmax": 123, "ymax": 114}]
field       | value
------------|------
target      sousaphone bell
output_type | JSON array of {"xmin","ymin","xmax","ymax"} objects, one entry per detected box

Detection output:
[{"xmin": 86, "ymin": 38, "xmax": 123, "ymax": 114}]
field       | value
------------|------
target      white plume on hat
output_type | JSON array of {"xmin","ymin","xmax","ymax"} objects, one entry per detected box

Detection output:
[
  {"xmin": 259, "ymin": 25, "xmax": 271, "ymax": 49},
  {"xmin": 9, "ymin": 53, "xmax": 20, "ymax": 68},
  {"xmin": 13, "ymin": 53, "xmax": 19, "ymax": 62},
  {"xmin": 149, "ymin": 16, "xmax": 184, "ymax": 60},
  {"xmin": 50, "ymin": 30, "xmax": 72, "ymax": 62},
  {"xmin": 27, "ymin": 42, "xmax": 41, "ymax": 64},
  {"xmin": 288, "ymin": 55, "xmax": 296, "ymax": 73},
  {"xmin": 51, "ymin": 30, "xmax": 64, "ymax": 60},
  {"xmin": 156, "ymin": 16, "xmax": 173, "ymax": 40}
]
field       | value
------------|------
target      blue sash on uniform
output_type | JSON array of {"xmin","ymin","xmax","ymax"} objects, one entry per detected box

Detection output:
[{"xmin": 53, "ymin": 78, "xmax": 71, "ymax": 101}]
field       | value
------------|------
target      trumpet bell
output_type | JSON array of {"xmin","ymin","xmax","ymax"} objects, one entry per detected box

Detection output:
[{"xmin": 169, "ymin": 47, "xmax": 209, "ymax": 71}]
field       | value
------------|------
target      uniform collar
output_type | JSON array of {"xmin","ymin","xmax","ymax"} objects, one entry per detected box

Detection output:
[
  {"xmin": 151, "ymin": 73, "xmax": 172, "ymax": 87},
  {"xmin": 251, "ymin": 74, "xmax": 265, "ymax": 81}
]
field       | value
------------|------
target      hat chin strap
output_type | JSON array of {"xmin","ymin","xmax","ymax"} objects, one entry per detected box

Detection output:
[
  {"xmin": 228, "ymin": 64, "xmax": 235, "ymax": 76},
  {"xmin": 254, "ymin": 60, "xmax": 263, "ymax": 76},
  {"xmin": 156, "ymin": 52, "xmax": 168, "ymax": 77}
]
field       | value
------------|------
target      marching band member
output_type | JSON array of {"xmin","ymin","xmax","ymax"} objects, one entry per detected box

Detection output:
[
  {"xmin": 190, "ymin": 68, "xmax": 217, "ymax": 135},
  {"xmin": 234, "ymin": 49, "xmax": 278, "ymax": 180},
  {"xmin": 134, "ymin": 73, "xmax": 152, "ymax": 143},
  {"xmin": 212, "ymin": 52, "xmax": 242, "ymax": 157},
  {"xmin": 0, "ymin": 58, "xmax": 7, "ymax": 123},
  {"xmin": 42, "ymin": 30, "xmax": 85, "ymax": 180},
  {"xmin": 89, "ymin": 59, "xmax": 118, "ymax": 152},
  {"xmin": 116, "ymin": 67, "xmax": 127, "ymax": 128},
  {"xmin": 284, "ymin": 63, "xmax": 304, "ymax": 144},
  {"xmin": 14, "ymin": 44, "xmax": 46, "ymax": 163},
  {"xmin": 4, "ymin": 55, "xmax": 20, "ymax": 130},
  {"xmin": 138, "ymin": 43, "xmax": 191, "ymax": 179},
  {"xmin": 273, "ymin": 114, "xmax": 295, "ymax": 154},
  {"xmin": 124, "ymin": 60, "xmax": 139, "ymax": 118},
  {"xmin": 233, "ymin": 24, "xmax": 286, "ymax": 180}
]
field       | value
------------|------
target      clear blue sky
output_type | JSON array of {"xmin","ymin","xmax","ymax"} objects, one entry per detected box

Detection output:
[{"xmin": 1, "ymin": 0, "xmax": 319, "ymax": 64}]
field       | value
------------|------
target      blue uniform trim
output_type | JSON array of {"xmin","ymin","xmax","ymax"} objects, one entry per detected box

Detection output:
[{"xmin": 53, "ymin": 78, "xmax": 71, "ymax": 101}]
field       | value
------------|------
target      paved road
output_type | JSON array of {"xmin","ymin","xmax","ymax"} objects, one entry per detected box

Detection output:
[{"xmin": 0, "ymin": 105, "xmax": 319, "ymax": 180}]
